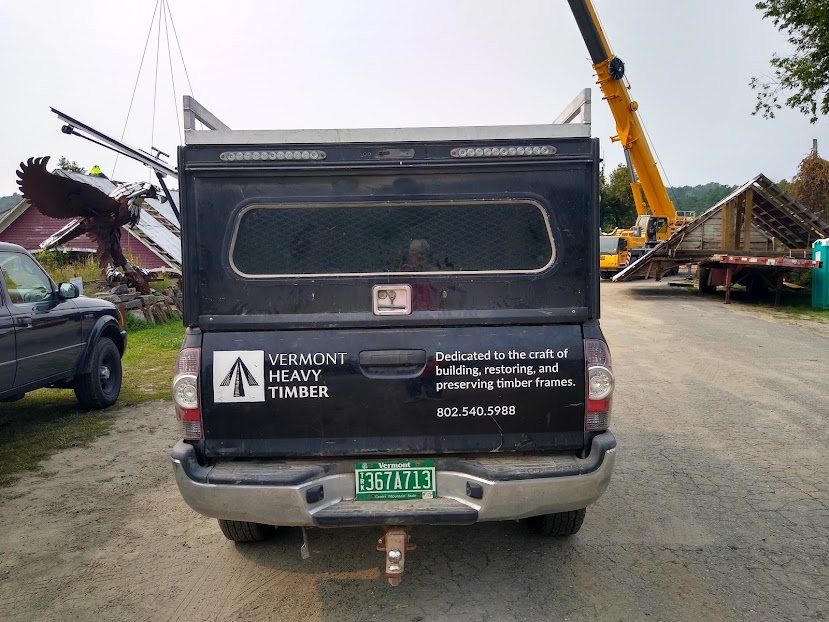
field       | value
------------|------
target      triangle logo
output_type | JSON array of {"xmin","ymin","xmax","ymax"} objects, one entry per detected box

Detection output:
[{"xmin": 213, "ymin": 351, "xmax": 265, "ymax": 403}]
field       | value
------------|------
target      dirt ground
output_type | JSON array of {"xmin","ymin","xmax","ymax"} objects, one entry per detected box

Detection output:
[{"xmin": 1, "ymin": 279, "xmax": 827, "ymax": 622}]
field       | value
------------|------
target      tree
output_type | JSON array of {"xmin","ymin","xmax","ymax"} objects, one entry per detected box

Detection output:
[
  {"xmin": 0, "ymin": 193, "xmax": 22, "ymax": 212},
  {"xmin": 600, "ymin": 164, "xmax": 637, "ymax": 231},
  {"xmin": 789, "ymin": 149, "xmax": 829, "ymax": 222},
  {"xmin": 56, "ymin": 157, "xmax": 87, "ymax": 174},
  {"xmin": 750, "ymin": 0, "xmax": 829, "ymax": 123}
]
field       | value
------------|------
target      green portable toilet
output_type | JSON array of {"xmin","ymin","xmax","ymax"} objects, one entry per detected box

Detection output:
[{"xmin": 813, "ymin": 238, "xmax": 829, "ymax": 309}]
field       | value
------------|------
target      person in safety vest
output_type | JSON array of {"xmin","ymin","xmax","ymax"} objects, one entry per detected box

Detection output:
[{"xmin": 89, "ymin": 165, "xmax": 108, "ymax": 178}]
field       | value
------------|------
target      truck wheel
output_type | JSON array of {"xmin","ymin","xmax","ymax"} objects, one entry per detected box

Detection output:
[
  {"xmin": 698, "ymin": 267, "xmax": 716, "ymax": 294},
  {"xmin": 600, "ymin": 271, "xmax": 612, "ymax": 280},
  {"xmin": 218, "ymin": 519, "xmax": 275, "ymax": 542},
  {"xmin": 530, "ymin": 508, "xmax": 586, "ymax": 536},
  {"xmin": 74, "ymin": 338, "xmax": 122, "ymax": 410}
]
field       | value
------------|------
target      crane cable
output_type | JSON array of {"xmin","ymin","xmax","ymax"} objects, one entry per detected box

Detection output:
[
  {"xmin": 112, "ymin": 0, "xmax": 195, "ymax": 178},
  {"xmin": 637, "ymin": 103, "xmax": 679, "ymax": 206},
  {"xmin": 112, "ymin": 0, "xmax": 160, "ymax": 179},
  {"xmin": 151, "ymin": 1, "xmax": 163, "ymax": 154}
]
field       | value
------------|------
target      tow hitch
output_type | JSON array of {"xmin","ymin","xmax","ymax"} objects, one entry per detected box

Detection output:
[{"xmin": 376, "ymin": 526, "xmax": 416, "ymax": 586}]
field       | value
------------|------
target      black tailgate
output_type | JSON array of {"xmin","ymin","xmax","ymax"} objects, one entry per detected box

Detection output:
[{"xmin": 202, "ymin": 324, "xmax": 586, "ymax": 457}]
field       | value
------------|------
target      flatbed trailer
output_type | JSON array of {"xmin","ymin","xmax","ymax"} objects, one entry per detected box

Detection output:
[{"xmin": 700, "ymin": 254, "xmax": 822, "ymax": 305}]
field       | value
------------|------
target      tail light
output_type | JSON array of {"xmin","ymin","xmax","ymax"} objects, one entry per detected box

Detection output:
[
  {"xmin": 173, "ymin": 348, "xmax": 202, "ymax": 439},
  {"xmin": 585, "ymin": 339, "xmax": 614, "ymax": 431}
]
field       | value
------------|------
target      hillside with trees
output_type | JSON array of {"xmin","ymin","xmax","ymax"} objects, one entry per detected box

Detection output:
[
  {"xmin": 0, "ymin": 193, "xmax": 22, "ymax": 213},
  {"xmin": 668, "ymin": 183, "xmax": 737, "ymax": 216}
]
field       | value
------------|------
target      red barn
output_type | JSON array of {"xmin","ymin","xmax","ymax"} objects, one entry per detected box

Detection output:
[{"xmin": 0, "ymin": 170, "xmax": 181, "ymax": 271}]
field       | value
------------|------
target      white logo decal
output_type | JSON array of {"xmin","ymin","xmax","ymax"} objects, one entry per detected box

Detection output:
[{"xmin": 213, "ymin": 351, "xmax": 265, "ymax": 403}]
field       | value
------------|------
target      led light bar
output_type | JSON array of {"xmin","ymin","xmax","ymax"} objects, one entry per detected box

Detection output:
[
  {"xmin": 220, "ymin": 150, "xmax": 326, "ymax": 162},
  {"xmin": 450, "ymin": 145, "xmax": 556, "ymax": 158}
]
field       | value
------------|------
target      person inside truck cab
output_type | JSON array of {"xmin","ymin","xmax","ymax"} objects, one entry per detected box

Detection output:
[
  {"xmin": 646, "ymin": 218, "xmax": 659, "ymax": 242},
  {"xmin": 401, "ymin": 239, "xmax": 438, "ymax": 272}
]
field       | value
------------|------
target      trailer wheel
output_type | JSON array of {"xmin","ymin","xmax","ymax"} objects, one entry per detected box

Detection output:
[
  {"xmin": 529, "ymin": 508, "xmax": 586, "ymax": 536},
  {"xmin": 745, "ymin": 276, "xmax": 767, "ymax": 297},
  {"xmin": 698, "ymin": 267, "xmax": 716, "ymax": 293},
  {"xmin": 218, "ymin": 519, "xmax": 275, "ymax": 542}
]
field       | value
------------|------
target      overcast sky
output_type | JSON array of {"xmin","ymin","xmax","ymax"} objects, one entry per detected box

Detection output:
[{"xmin": 1, "ymin": 0, "xmax": 827, "ymax": 198}]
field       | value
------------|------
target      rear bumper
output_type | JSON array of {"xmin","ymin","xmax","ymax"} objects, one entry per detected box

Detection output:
[{"xmin": 171, "ymin": 432, "xmax": 616, "ymax": 527}]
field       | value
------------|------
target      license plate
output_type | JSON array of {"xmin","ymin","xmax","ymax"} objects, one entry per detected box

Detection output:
[{"xmin": 355, "ymin": 460, "xmax": 436, "ymax": 501}]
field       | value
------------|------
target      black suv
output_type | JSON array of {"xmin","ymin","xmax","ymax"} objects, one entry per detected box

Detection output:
[{"xmin": 0, "ymin": 242, "xmax": 126, "ymax": 408}]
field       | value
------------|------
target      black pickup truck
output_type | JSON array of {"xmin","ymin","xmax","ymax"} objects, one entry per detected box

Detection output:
[
  {"xmin": 170, "ymin": 118, "xmax": 616, "ymax": 584},
  {"xmin": 0, "ymin": 242, "xmax": 125, "ymax": 408}
]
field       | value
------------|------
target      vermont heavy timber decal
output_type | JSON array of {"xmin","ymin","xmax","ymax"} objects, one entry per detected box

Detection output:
[
  {"xmin": 213, "ymin": 351, "xmax": 265, "ymax": 403},
  {"xmin": 213, "ymin": 350, "xmax": 346, "ymax": 403}
]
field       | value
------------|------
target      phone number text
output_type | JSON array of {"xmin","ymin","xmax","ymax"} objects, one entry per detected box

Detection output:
[{"xmin": 436, "ymin": 405, "xmax": 516, "ymax": 417}]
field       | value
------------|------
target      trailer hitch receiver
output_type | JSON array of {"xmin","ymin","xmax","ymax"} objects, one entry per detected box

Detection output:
[{"xmin": 376, "ymin": 526, "xmax": 416, "ymax": 586}]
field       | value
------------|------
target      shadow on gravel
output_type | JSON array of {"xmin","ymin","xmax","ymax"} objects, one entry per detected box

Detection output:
[
  {"xmin": 613, "ymin": 282, "xmax": 699, "ymax": 299},
  {"xmin": 230, "ymin": 520, "xmax": 584, "ymax": 621}
]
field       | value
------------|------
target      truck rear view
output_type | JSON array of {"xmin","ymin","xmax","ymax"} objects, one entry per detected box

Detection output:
[{"xmin": 171, "ymin": 108, "xmax": 616, "ymax": 584}]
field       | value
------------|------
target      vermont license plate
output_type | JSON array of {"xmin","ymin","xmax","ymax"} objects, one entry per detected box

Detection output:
[{"xmin": 355, "ymin": 460, "xmax": 436, "ymax": 501}]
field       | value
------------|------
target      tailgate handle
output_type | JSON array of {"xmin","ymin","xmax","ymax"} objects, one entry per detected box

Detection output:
[
  {"xmin": 359, "ymin": 350, "xmax": 427, "ymax": 378},
  {"xmin": 359, "ymin": 350, "xmax": 426, "ymax": 367}
]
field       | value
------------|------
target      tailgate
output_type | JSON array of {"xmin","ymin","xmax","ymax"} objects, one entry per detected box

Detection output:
[{"xmin": 202, "ymin": 324, "xmax": 586, "ymax": 458}]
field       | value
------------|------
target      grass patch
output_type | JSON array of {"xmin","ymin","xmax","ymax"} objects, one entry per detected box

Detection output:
[
  {"xmin": 33, "ymin": 253, "xmax": 106, "ymax": 294},
  {"xmin": 0, "ymin": 321, "xmax": 184, "ymax": 487},
  {"xmin": 694, "ymin": 283, "xmax": 829, "ymax": 319},
  {"xmin": 120, "ymin": 320, "xmax": 185, "ymax": 403}
]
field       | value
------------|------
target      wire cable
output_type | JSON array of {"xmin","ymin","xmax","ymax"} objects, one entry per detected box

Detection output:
[
  {"xmin": 163, "ymin": 1, "xmax": 183, "ymax": 145},
  {"xmin": 638, "ymin": 110, "xmax": 678, "ymax": 205},
  {"xmin": 113, "ymin": 0, "xmax": 160, "ymax": 179},
  {"xmin": 166, "ymin": 0, "xmax": 195, "ymax": 96},
  {"xmin": 151, "ymin": 3, "xmax": 163, "ymax": 154}
]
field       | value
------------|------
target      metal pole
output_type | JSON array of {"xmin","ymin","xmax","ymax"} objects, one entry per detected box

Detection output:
[{"xmin": 155, "ymin": 171, "xmax": 180, "ymax": 223}]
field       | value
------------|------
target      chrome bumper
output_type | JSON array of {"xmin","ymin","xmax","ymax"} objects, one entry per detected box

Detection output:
[{"xmin": 171, "ymin": 432, "xmax": 616, "ymax": 527}]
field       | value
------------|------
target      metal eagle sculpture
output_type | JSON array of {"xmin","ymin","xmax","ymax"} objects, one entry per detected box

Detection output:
[{"xmin": 16, "ymin": 156, "xmax": 163, "ymax": 294}]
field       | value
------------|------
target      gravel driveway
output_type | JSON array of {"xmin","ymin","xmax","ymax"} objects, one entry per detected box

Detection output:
[{"xmin": 1, "ymin": 279, "xmax": 827, "ymax": 622}]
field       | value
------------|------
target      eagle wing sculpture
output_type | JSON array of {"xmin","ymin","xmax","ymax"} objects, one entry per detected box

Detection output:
[{"xmin": 16, "ymin": 156, "xmax": 160, "ymax": 294}]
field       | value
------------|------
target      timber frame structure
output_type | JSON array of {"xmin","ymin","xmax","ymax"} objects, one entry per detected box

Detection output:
[{"xmin": 613, "ymin": 174, "xmax": 829, "ymax": 282}]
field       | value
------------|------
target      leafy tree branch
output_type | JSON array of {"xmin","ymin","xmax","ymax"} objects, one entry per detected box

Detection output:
[{"xmin": 751, "ymin": 0, "xmax": 829, "ymax": 123}]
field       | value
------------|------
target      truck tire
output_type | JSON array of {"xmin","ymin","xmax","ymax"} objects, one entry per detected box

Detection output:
[
  {"xmin": 530, "ymin": 508, "xmax": 586, "ymax": 536},
  {"xmin": 73, "ymin": 338, "xmax": 122, "ymax": 410},
  {"xmin": 600, "ymin": 271, "xmax": 613, "ymax": 280},
  {"xmin": 698, "ymin": 266, "xmax": 716, "ymax": 294},
  {"xmin": 218, "ymin": 519, "xmax": 275, "ymax": 542}
]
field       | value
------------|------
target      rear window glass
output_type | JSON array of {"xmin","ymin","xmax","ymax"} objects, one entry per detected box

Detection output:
[{"xmin": 229, "ymin": 200, "xmax": 555, "ymax": 277}]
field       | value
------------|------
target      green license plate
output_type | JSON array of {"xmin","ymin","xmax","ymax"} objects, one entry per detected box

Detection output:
[{"xmin": 355, "ymin": 460, "xmax": 436, "ymax": 501}]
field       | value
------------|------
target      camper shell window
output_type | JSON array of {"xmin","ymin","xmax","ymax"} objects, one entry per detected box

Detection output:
[{"xmin": 229, "ymin": 200, "xmax": 556, "ymax": 278}]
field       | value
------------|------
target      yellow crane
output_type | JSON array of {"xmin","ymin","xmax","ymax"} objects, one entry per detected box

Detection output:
[{"xmin": 567, "ymin": 0, "xmax": 694, "ymax": 279}]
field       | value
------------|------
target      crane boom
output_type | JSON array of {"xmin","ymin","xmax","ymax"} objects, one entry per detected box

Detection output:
[{"xmin": 567, "ymin": 0, "xmax": 676, "ymax": 220}]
